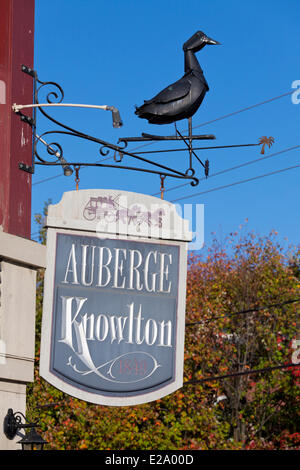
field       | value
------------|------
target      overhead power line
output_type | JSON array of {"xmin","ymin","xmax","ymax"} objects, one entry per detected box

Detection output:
[
  {"xmin": 134, "ymin": 142, "xmax": 259, "ymax": 156},
  {"xmin": 171, "ymin": 161, "xmax": 300, "ymax": 203},
  {"xmin": 186, "ymin": 298, "xmax": 300, "ymax": 327},
  {"xmin": 36, "ymin": 362, "xmax": 299, "ymax": 407},
  {"xmin": 152, "ymin": 144, "xmax": 300, "ymax": 197},
  {"xmin": 33, "ymin": 173, "xmax": 65, "ymax": 186},
  {"xmin": 192, "ymin": 90, "xmax": 294, "ymax": 130},
  {"xmin": 184, "ymin": 362, "xmax": 299, "ymax": 386}
]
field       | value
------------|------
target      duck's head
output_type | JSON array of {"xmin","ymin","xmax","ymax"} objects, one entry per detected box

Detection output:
[{"xmin": 183, "ymin": 31, "xmax": 220, "ymax": 52}]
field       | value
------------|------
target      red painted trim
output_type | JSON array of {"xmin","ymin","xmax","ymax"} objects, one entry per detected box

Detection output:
[{"xmin": 0, "ymin": 0, "xmax": 35, "ymax": 238}]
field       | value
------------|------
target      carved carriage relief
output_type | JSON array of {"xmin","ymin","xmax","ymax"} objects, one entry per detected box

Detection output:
[{"xmin": 83, "ymin": 195, "xmax": 165, "ymax": 230}]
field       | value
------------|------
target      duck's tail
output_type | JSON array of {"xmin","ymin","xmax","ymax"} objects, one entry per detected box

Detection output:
[{"xmin": 134, "ymin": 102, "xmax": 150, "ymax": 119}]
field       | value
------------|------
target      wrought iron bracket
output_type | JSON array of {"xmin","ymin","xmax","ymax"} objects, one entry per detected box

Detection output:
[
  {"xmin": 18, "ymin": 112, "xmax": 34, "ymax": 127},
  {"xmin": 21, "ymin": 64, "xmax": 36, "ymax": 77},
  {"xmin": 14, "ymin": 66, "xmax": 274, "ymax": 189},
  {"xmin": 3, "ymin": 408, "xmax": 37, "ymax": 440},
  {"xmin": 19, "ymin": 162, "xmax": 34, "ymax": 174},
  {"xmin": 13, "ymin": 65, "xmax": 208, "ymax": 187}
]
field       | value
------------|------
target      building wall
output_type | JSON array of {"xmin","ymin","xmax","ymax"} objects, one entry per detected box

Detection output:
[
  {"xmin": 0, "ymin": 382, "xmax": 27, "ymax": 450},
  {"xmin": 0, "ymin": 231, "xmax": 46, "ymax": 450}
]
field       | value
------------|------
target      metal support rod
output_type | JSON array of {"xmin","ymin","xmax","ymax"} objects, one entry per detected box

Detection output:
[
  {"xmin": 188, "ymin": 117, "xmax": 193, "ymax": 170},
  {"xmin": 34, "ymin": 160, "xmax": 199, "ymax": 185},
  {"xmin": 12, "ymin": 103, "xmax": 110, "ymax": 112},
  {"xmin": 118, "ymin": 134, "xmax": 216, "ymax": 143},
  {"xmin": 175, "ymin": 123, "xmax": 205, "ymax": 169},
  {"xmin": 131, "ymin": 142, "xmax": 260, "ymax": 155},
  {"xmin": 34, "ymin": 127, "xmax": 189, "ymax": 179}
]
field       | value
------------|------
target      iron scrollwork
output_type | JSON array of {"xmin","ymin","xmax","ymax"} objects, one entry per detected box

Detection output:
[{"xmin": 16, "ymin": 66, "xmax": 202, "ymax": 186}]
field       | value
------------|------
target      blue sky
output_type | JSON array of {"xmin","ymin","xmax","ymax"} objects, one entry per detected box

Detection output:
[{"xmin": 32, "ymin": 0, "xmax": 300, "ymax": 252}]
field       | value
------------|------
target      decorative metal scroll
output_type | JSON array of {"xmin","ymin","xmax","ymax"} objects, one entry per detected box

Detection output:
[{"xmin": 16, "ymin": 65, "xmax": 211, "ymax": 187}]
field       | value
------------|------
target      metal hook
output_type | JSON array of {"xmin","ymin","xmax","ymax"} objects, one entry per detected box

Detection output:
[
  {"xmin": 74, "ymin": 165, "xmax": 80, "ymax": 190},
  {"xmin": 114, "ymin": 151, "xmax": 124, "ymax": 163},
  {"xmin": 160, "ymin": 175, "xmax": 166, "ymax": 200}
]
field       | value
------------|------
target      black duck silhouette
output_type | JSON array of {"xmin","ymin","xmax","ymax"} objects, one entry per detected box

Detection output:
[{"xmin": 135, "ymin": 31, "xmax": 220, "ymax": 125}]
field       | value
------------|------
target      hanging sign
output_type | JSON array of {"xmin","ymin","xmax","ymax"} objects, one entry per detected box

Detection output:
[{"xmin": 40, "ymin": 190, "xmax": 192, "ymax": 406}]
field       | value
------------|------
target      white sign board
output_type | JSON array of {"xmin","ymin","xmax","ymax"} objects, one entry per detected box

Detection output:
[{"xmin": 40, "ymin": 190, "xmax": 192, "ymax": 406}]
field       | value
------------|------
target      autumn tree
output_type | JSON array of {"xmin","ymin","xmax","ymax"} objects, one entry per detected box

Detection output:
[
  {"xmin": 27, "ymin": 213, "xmax": 300, "ymax": 450},
  {"xmin": 185, "ymin": 228, "xmax": 300, "ymax": 448}
]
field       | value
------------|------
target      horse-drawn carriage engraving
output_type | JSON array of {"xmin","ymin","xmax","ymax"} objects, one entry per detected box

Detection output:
[{"xmin": 83, "ymin": 195, "xmax": 164, "ymax": 229}]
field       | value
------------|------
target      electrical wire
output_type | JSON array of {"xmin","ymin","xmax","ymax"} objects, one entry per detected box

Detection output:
[
  {"xmin": 151, "ymin": 144, "xmax": 300, "ymax": 197},
  {"xmin": 191, "ymin": 90, "xmax": 294, "ymax": 130},
  {"xmin": 171, "ymin": 161, "xmax": 300, "ymax": 203},
  {"xmin": 134, "ymin": 142, "xmax": 259, "ymax": 156},
  {"xmin": 185, "ymin": 298, "xmax": 300, "ymax": 326},
  {"xmin": 184, "ymin": 299, "xmax": 300, "ymax": 385},
  {"xmin": 183, "ymin": 362, "xmax": 299, "ymax": 386},
  {"xmin": 8, "ymin": 293, "xmax": 294, "ymax": 385},
  {"xmin": 33, "ymin": 173, "xmax": 65, "ymax": 186}
]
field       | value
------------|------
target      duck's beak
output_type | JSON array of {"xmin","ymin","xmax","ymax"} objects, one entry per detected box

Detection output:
[{"xmin": 205, "ymin": 36, "xmax": 221, "ymax": 45}]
